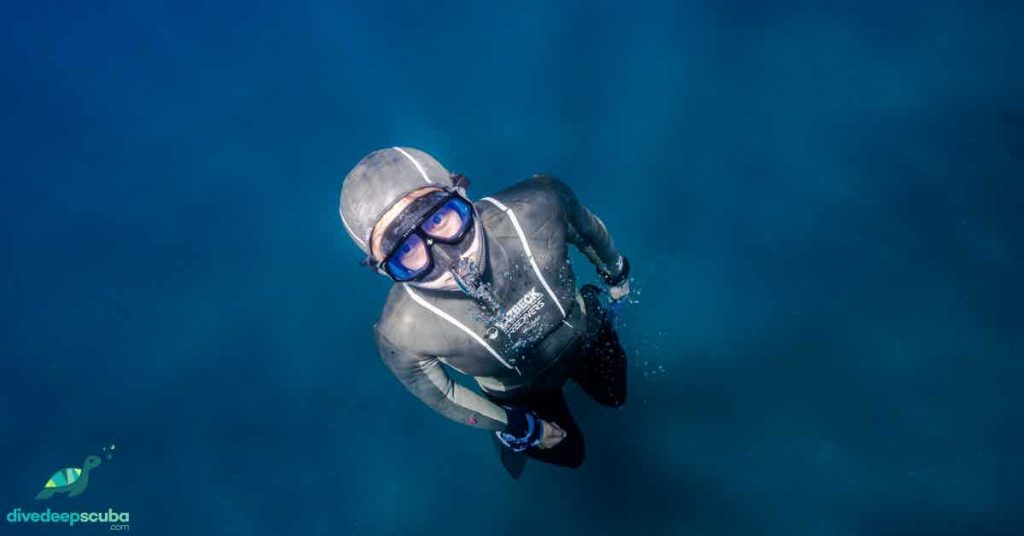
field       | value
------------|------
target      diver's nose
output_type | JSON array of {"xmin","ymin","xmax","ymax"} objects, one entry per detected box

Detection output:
[{"xmin": 433, "ymin": 245, "xmax": 456, "ymax": 266}]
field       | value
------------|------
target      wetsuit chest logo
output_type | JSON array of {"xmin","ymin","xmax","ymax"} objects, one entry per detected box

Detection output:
[{"xmin": 491, "ymin": 287, "xmax": 546, "ymax": 338}]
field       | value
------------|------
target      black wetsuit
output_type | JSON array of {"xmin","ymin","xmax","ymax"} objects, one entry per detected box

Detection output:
[{"xmin": 374, "ymin": 175, "xmax": 627, "ymax": 467}]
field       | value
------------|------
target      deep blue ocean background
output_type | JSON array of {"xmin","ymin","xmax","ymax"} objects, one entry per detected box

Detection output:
[{"xmin": 2, "ymin": 1, "xmax": 1022, "ymax": 534}]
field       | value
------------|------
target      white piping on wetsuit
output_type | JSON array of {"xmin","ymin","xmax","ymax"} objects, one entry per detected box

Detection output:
[
  {"xmin": 479, "ymin": 197, "xmax": 569, "ymax": 321},
  {"xmin": 393, "ymin": 147, "xmax": 433, "ymax": 184},
  {"xmin": 401, "ymin": 284, "xmax": 515, "ymax": 370},
  {"xmin": 339, "ymin": 207, "xmax": 367, "ymax": 249}
]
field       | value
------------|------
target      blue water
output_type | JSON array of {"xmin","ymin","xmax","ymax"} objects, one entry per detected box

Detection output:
[{"xmin": 2, "ymin": 1, "xmax": 1022, "ymax": 534}]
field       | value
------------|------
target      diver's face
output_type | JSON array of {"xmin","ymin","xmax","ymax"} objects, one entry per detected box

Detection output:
[
  {"xmin": 370, "ymin": 187, "xmax": 485, "ymax": 289},
  {"xmin": 370, "ymin": 187, "xmax": 438, "ymax": 262}
]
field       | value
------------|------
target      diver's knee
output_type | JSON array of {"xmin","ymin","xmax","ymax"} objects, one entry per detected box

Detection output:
[
  {"xmin": 564, "ymin": 446, "xmax": 586, "ymax": 469},
  {"xmin": 607, "ymin": 394, "xmax": 626, "ymax": 408},
  {"xmin": 595, "ymin": 391, "xmax": 626, "ymax": 408}
]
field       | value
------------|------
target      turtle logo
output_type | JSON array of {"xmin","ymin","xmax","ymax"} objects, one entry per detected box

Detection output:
[{"xmin": 34, "ymin": 455, "xmax": 102, "ymax": 500}]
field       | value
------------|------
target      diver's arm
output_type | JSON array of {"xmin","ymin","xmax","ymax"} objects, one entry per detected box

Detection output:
[
  {"xmin": 376, "ymin": 328, "xmax": 509, "ymax": 432},
  {"xmin": 536, "ymin": 175, "xmax": 626, "ymax": 278}
]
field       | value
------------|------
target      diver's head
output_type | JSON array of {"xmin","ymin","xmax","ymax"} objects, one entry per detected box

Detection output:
[{"xmin": 339, "ymin": 147, "xmax": 486, "ymax": 289}]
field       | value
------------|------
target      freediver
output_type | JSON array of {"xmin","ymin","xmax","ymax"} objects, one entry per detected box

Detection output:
[{"xmin": 338, "ymin": 147, "xmax": 630, "ymax": 470}]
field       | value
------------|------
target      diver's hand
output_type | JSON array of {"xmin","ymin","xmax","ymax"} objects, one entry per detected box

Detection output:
[
  {"xmin": 497, "ymin": 410, "xmax": 566, "ymax": 451},
  {"xmin": 608, "ymin": 279, "xmax": 630, "ymax": 301},
  {"xmin": 536, "ymin": 419, "xmax": 567, "ymax": 449},
  {"xmin": 598, "ymin": 255, "xmax": 630, "ymax": 301}
]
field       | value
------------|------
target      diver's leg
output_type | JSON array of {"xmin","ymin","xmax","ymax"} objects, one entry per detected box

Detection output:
[
  {"xmin": 571, "ymin": 289, "xmax": 628, "ymax": 407},
  {"xmin": 489, "ymin": 388, "xmax": 586, "ymax": 469},
  {"xmin": 522, "ymin": 388, "xmax": 585, "ymax": 468}
]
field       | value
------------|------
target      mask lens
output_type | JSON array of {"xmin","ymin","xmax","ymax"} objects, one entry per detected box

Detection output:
[
  {"xmin": 384, "ymin": 233, "xmax": 430, "ymax": 281},
  {"xmin": 421, "ymin": 197, "xmax": 472, "ymax": 242}
]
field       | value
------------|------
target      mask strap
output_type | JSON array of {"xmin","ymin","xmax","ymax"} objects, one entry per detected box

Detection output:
[
  {"xmin": 451, "ymin": 173, "xmax": 471, "ymax": 190},
  {"xmin": 359, "ymin": 255, "xmax": 386, "ymax": 276}
]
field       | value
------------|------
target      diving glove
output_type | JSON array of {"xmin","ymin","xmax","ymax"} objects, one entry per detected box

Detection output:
[
  {"xmin": 597, "ymin": 255, "xmax": 631, "ymax": 301},
  {"xmin": 496, "ymin": 407, "xmax": 544, "ymax": 452}
]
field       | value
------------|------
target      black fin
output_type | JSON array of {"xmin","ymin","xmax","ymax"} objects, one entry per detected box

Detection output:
[{"xmin": 493, "ymin": 434, "xmax": 528, "ymax": 479}]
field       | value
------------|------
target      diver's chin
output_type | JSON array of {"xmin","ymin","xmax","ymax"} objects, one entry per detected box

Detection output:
[
  {"xmin": 407, "ymin": 270, "xmax": 458, "ymax": 291},
  {"xmin": 408, "ymin": 249, "xmax": 483, "ymax": 292}
]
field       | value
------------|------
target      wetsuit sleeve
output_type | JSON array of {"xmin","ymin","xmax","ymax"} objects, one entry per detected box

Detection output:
[
  {"xmin": 537, "ymin": 175, "xmax": 625, "ymax": 275},
  {"xmin": 375, "ymin": 327, "xmax": 509, "ymax": 432}
]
